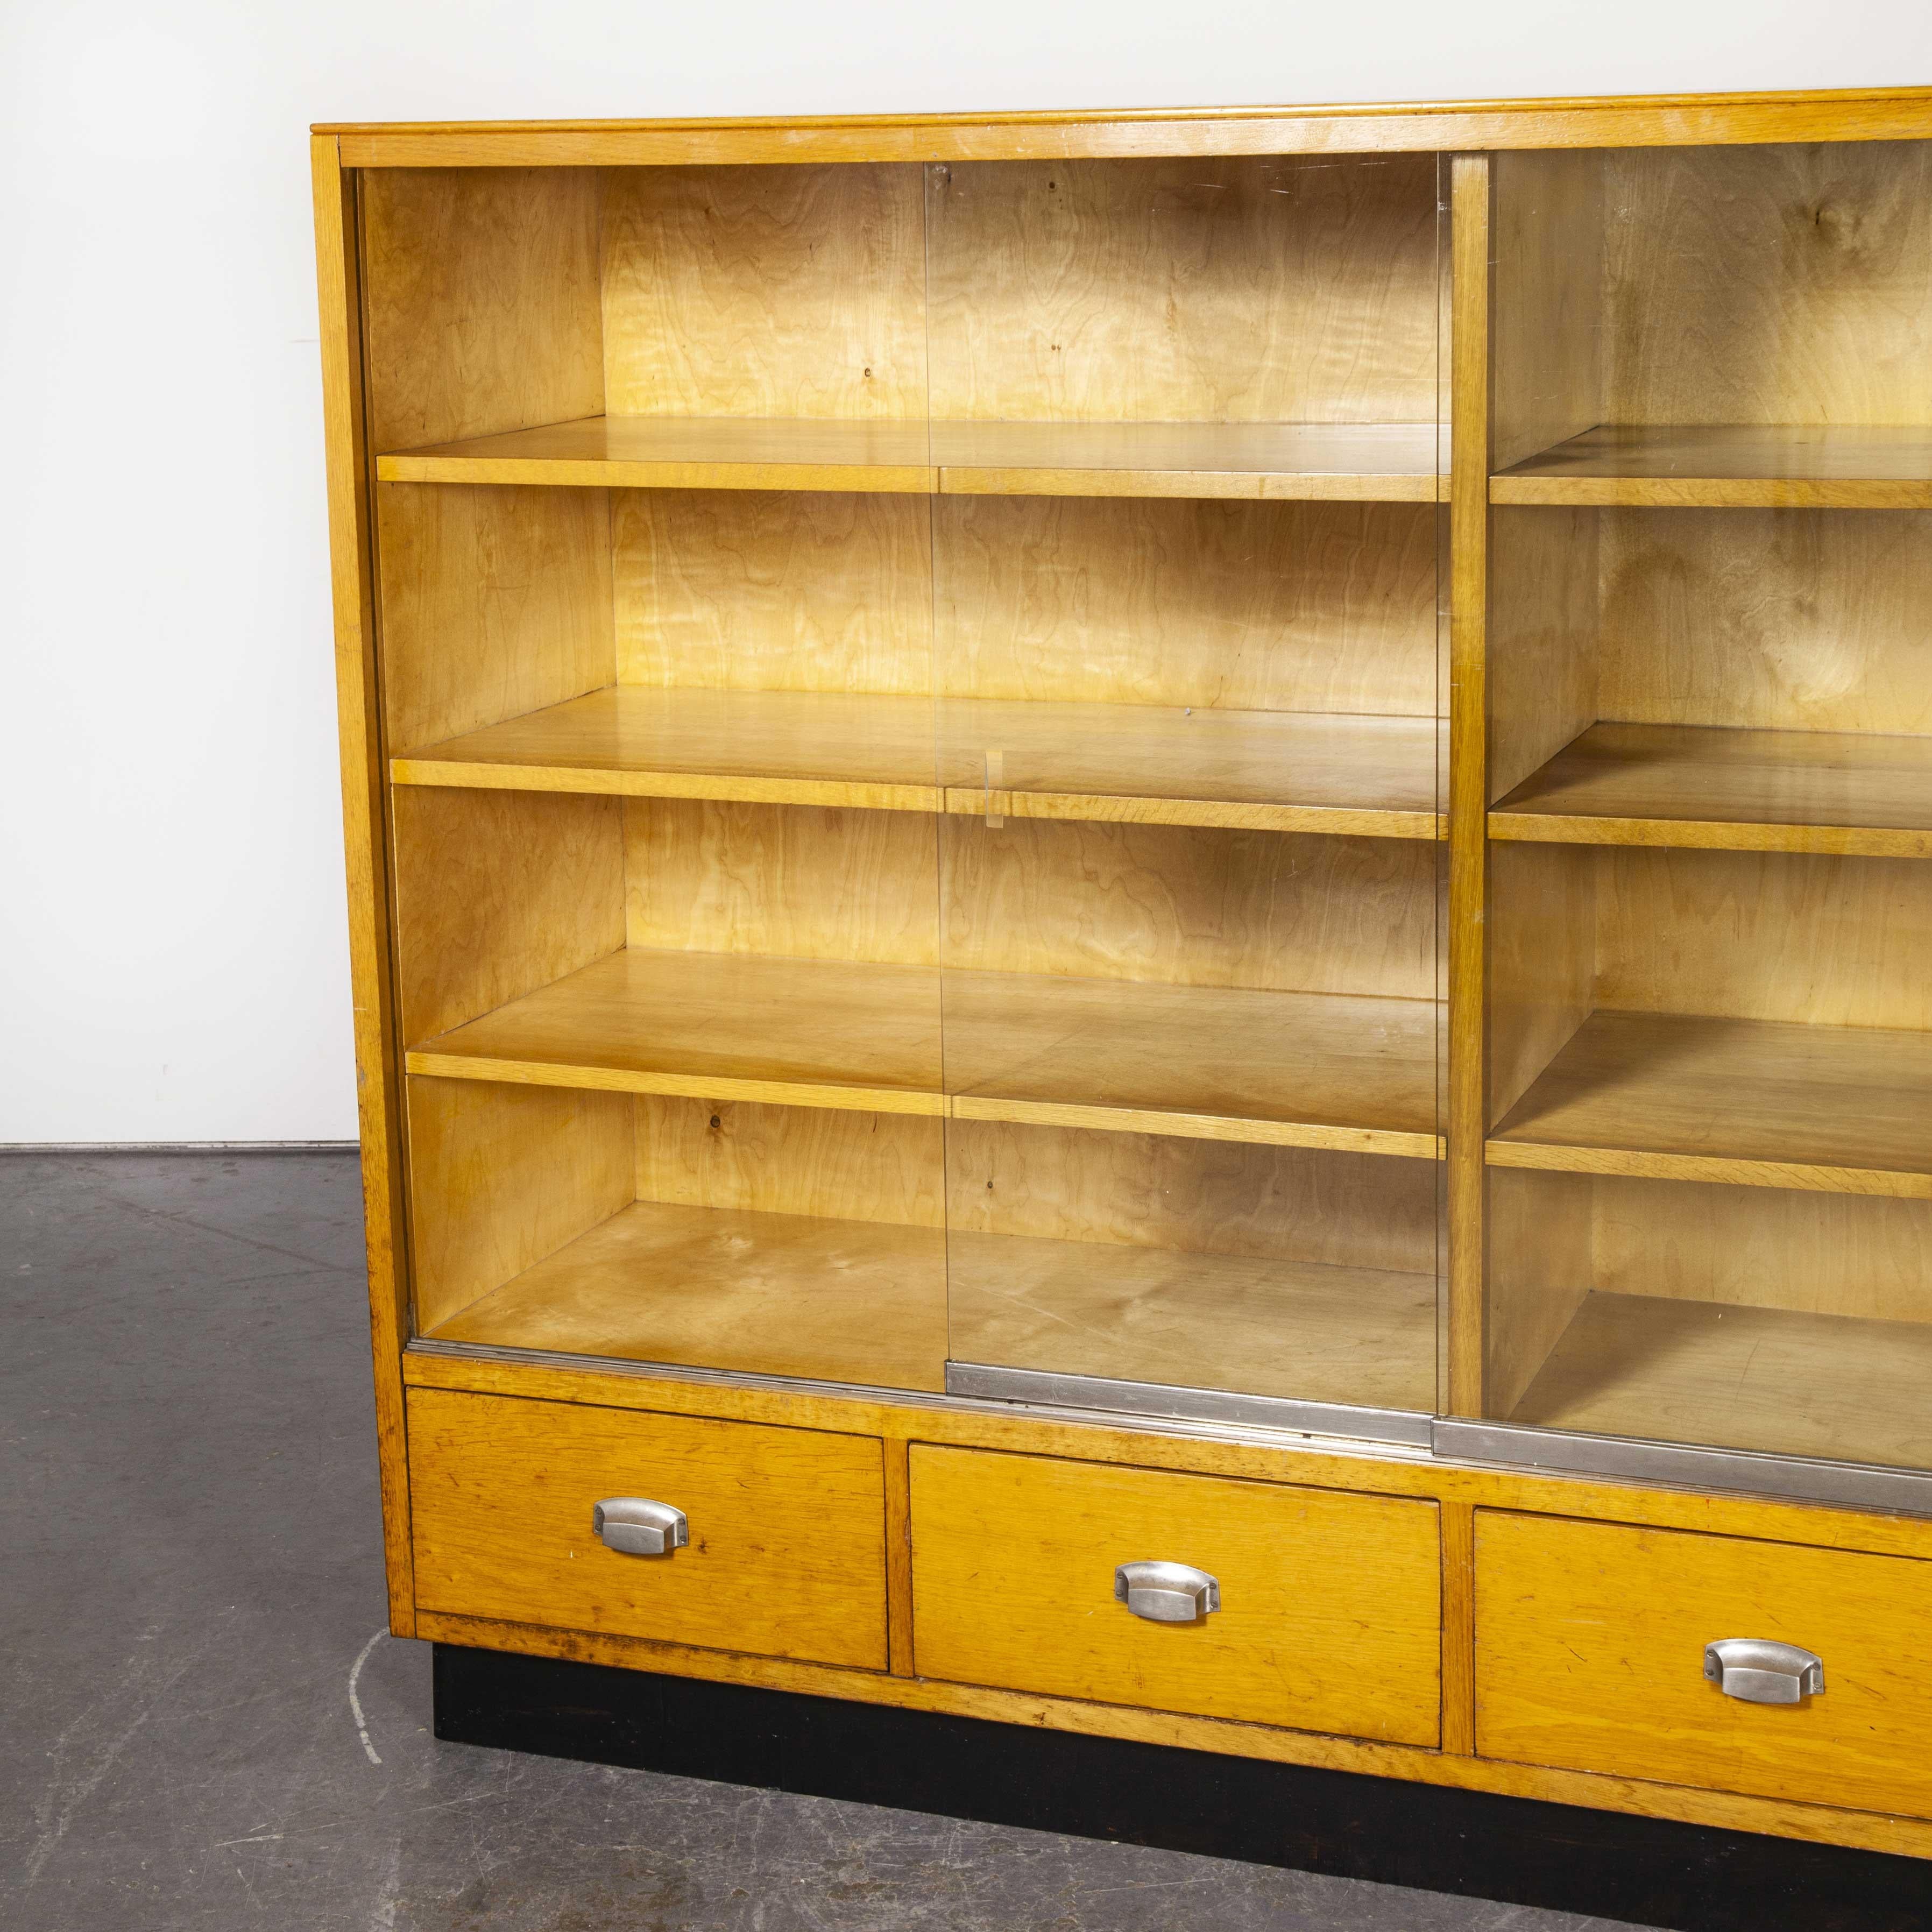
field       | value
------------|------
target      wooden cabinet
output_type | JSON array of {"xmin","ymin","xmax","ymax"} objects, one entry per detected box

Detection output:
[
  {"xmin": 409, "ymin": 1388, "xmax": 889, "ymax": 1668},
  {"xmin": 1475, "ymin": 1511, "xmax": 1932, "ymax": 1819},
  {"xmin": 909, "ymin": 1445, "xmax": 1441, "ymax": 1743},
  {"xmin": 313, "ymin": 89, "xmax": 1932, "ymax": 1863}
]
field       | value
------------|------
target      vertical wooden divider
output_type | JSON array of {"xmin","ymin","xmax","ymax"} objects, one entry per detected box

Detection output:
[
  {"xmin": 1447, "ymin": 154, "xmax": 1494, "ymax": 1421},
  {"xmin": 883, "ymin": 1436, "xmax": 917, "ymax": 1675},
  {"xmin": 312, "ymin": 134, "xmax": 417, "ymax": 1634}
]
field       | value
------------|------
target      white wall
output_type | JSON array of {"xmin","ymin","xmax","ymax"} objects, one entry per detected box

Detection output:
[{"xmin": 2, "ymin": 1, "xmax": 1926, "ymax": 1142}]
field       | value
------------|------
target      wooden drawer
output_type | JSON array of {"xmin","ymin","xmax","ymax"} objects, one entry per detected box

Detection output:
[
  {"xmin": 909, "ymin": 1444, "xmax": 1441, "ymax": 1744},
  {"xmin": 1476, "ymin": 1511, "xmax": 1932, "ymax": 1817},
  {"xmin": 408, "ymin": 1388, "xmax": 887, "ymax": 1669}
]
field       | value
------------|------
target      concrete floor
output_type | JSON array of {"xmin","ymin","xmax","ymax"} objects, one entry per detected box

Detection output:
[{"xmin": 0, "ymin": 1149, "xmax": 1658, "ymax": 1931}]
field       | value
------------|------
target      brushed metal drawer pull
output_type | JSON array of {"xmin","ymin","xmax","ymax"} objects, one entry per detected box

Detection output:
[
  {"xmin": 1114, "ymin": 1560, "xmax": 1220, "ymax": 1623},
  {"xmin": 592, "ymin": 1497, "xmax": 689, "ymax": 1556},
  {"xmin": 1703, "ymin": 1638, "xmax": 1824, "ymax": 1705}
]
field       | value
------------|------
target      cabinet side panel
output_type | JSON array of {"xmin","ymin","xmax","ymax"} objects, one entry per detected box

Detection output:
[
  {"xmin": 1488, "ymin": 843, "xmax": 1596, "ymax": 1128},
  {"xmin": 409, "ymin": 1078, "xmax": 635, "ymax": 1332},
  {"xmin": 313, "ymin": 137, "xmax": 414, "ymax": 1631},
  {"xmin": 1485, "ymin": 1167, "xmax": 1594, "ymax": 1417},
  {"xmin": 394, "ymin": 789, "xmax": 626, "ymax": 1042},
  {"xmin": 378, "ymin": 484, "xmax": 615, "ymax": 749},
  {"xmin": 1490, "ymin": 150, "xmax": 1604, "ymax": 472},
  {"xmin": 1488, "ymin": 507, "xmax": 1599, "ymax": 803},
  {"xmin": 360, "ymin": 166, "xmax": 604, "ymax": 449}
]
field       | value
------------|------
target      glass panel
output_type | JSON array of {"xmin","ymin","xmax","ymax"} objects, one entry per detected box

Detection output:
[
  {"xmin": 1483, "ymin": 140, "xmax": 1932, "ymax": 1469},
  {"xmin": 927, "ymin": 153, "xmax": 1447, "ymax": 1421},
  {"xmin": 372, "ymin": 161, "xmax": 949, "ymax": 1390}
]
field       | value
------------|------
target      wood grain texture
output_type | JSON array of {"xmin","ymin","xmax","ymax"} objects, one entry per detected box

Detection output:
[
  {"xmin": 391, "ymin": 688, "xmax": 1444, "ymax": 835},
  {"xmin": 376, "ymin": 483, "xmax": 613, "ymax": 751},
  {"xmin": 1490, "ymin": 151, "xmax": 1604, "ymax": 473},
  {"xmin": 613, "ymin": 490, "xmax": 933, "ymax": 695},
  {"xmin": 378, "ymin": 416, "xmax": 936, "ymax": 491},
  {"xmin": 1476, "ymin": 1510, "xmax": 1932, "ymax": 1817},
  {"xmin": 1483, "ymin": 1166, "xmax": 1593, "ymax": 1420},
  {"xmin": 1445, "ymin": 152, "xmax": 1492, "ymax": 1415},
  {"xmin": 426, "ymin": 1199, "xmax": 948, "ymax": 1391},
  {"xmin": 1511, "ymin": 1294, "xmax": 1932, "ymax": 1470},
  {"xmin": 408, "ymin": 1388, "xmax": 888, "ymax": 1667},
  {"xmin": 1598, "ymin": 508, "xmax": 1932, "ymax": 737},
  {"xmin": 406, "ymin": 1076, "xmax": 634, "ymax": 1332},
  {"xmin": 408, "ymin": 948, "xmax": 1439, "ymax": 1152},
  {"xmin": 1492, "ymin": 723, "xmax": 1932, "ymax": 856},
  {"xmin": 910, "ymin": 1445, "xmax": 1440, "ymax": 1742},
  {"xmin": 942, "ymin": 818, "xmax": 1439, "ymax": 997},
  {"xmin": 1485, "ymin": 822, "xmax": 1594, "ymax": 1134},
  {"xmin": 635, "ymin": 1098, "xmax": 945, "ymax": 1230},
  {"xmin": 360, "ymin": 167, "xmax": 603, "ymax": 451},
  {"xmin": 625, "ymin": 797, "xmax": 940, "ymax": 965},
  {"xmin": 402, "ymin": 1344, "xmax": 1932, "ymax": 1566},
  {"xmin": 1601, "ymin": 142, "xmax": 1932, "ymax": 428},
  {"xmin": 944, "ymin": 1121, "xmax": 1439, "ymax": 1275},
  {"xmin": 1589, "ymin": 1172, "xmax": 1932, "ymax": 1322},
  {"xmin": 390, "ymin": 787, "xmax": 625, "ymax": 1044},
  {"xmin": 925, "ymin": 155, "xmax": 1439, "ymax": 424},
  {"xmin": 331, "ymin": 91, "xmax": 1932, "ymax": 168},
  {"xmin": 947, "ymin": 1233, "xmax": 1435, "ymax": 1411},
  {"xmin": 1440, "ymin": 1499, "xmax": 1477, "ymax": 1755},
  {"xmin": 600, "ymin": 165, "xmax": 928, "ymax": 419},
  {"xmin": 406, "ymin": 949, "xmax": 946, "ymax": 1116},
  {"xmin": 883, "ymin": 1438, "xmax": 915, "ymax": 1675},
  {"xmin": 312, "ymin": 135, "xmax": 415, "ymax": 1632},
  {"xmin": 1596, "ymin": 845, "xmax": 1932, "ymax": 1032},
  {"xmin": 1492, "ymin": 427, "xmax": 1932, "ymax": 507},
  {"xmin": 933, "ymin": 496, "xmax": 1438, "ymax": 714},
  {"xmin": 1485, "ymin": 506, "xmax": 1598, "ymax": 805},
  {"xmin": 1489, "ymin": 1010, "xmax": 1932, "ymax": 1196}
]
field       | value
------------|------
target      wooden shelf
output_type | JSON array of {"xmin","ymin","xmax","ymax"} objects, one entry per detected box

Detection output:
[
  {"xmin": 1490, "ymin": 426, "xmax": 1932, "ymax": 507},
  {"xmin": 376, "ymin": 414, "xmax": 1445, "ymax": 501},
  {"xmin": 1488, "ymin": 1010, "xmax": 1932, "ymax": 1196},
  {"xmin": 391, "ymin": 687, "xmax": 1445, "ymax": 837},
  {"xmin": 1509, "ymin": 1292, "xmax": 1932, "ymax": 1471},
  {"xmin": 950, "ymin": 1233, "xmax": 1437, "ymax": 1412},
  {"xmin": 425, "ymin": 1199, "xmax": 950, "ymax": 1391},
  {"xmin": 405, "ymin": 949, "xmax": 1442, "ymax": 1155},
  {"xmin": 1490, "ymin": 723, "xmax": 1932, "ymax": 857}
]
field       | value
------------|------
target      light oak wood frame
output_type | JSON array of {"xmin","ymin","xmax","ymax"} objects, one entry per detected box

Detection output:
[{"xmin": 315, "ymin": 91, "xmax": 1932, "ymax": 1860}]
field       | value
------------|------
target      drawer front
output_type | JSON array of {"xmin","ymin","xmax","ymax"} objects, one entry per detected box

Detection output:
[
  {"xmin": 409, "ymin": 1388, "xmax": 887, "ymax": 1669},
  {"xmin": 909, "ymin": 1444, "xmax": 1441, "ymax": 1744},
  {"xmin": 1476, "ymin": 1510, "xmax": 1932, "ymax": 1817}
]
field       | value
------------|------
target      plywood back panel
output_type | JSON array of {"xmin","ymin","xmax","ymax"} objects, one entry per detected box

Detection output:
[
  {"xmin": 945, "ymin": 1120, "xmax": 1437, "ymax": 1272},
  {"xmin": 1488, "ymin": 506, "xmax": 1599, "ymax": 802},
  {"xmin": 1599, "ymin": 509, "xmax": 1932, "ymax": 735},
  {"xmin": 1591, "ymin": 1174, "xmax": 1932, "ymax": 1324},
  {"xmin": 1491, "ymin": 150, "xmax": 1605, "ymax": 472},
  {"xmin": 624, "ymin": 798, "xmax": 941, "ymax": 965},
  {"xmin": 378, "ymin": 484, "xmax": 614, "ymax": 749},
  {"xmin": 635, "ymin": 1097, "xmax": 945, "ymax": 1228},
  {"xmin": 942, "ymin": 818, "xmax": 1438, "ymax": 997},
  {"xmin": 613, "ymin": 490, "xmax": 933, "ymax": 693},
  {"xmin": 600, "ymin": 165, "xmax": 928, "ymax": 418},
  {"xmin": 394, "ymin": 788, "xmax": 626, "ymax": 1042},
  {"xmin": 360, "ymin": 167, "xmax": 604, "ymax": 450},
  {"xmin": 1602, "ymin": 143, "xmax": 1932, "ymax": 426},
  {"xmin": 407, "ymin": 1077, "xmax": 634, "ymax": 1332},
  {"xmin": 925, "ymin": 155, "xmax": 1439, "ymax": 423},
  {"xmin": 1596, "ymin": 847, "xmax": 1932, "ymax": 1030},
  {"xmin": 932, "ymin": 497, "xmax": 1438, "ymax": 713}
]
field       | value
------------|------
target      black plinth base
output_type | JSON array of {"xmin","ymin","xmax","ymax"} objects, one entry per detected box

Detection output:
[{"xmin": 433, "ymin": 1643, "xmax": 1928, "ymax": 1932}]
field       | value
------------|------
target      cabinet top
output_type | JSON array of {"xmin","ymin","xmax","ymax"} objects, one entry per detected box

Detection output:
[{"xmin": 313, "ymin": 87, "xmax": 1932, "ymax": 166}]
